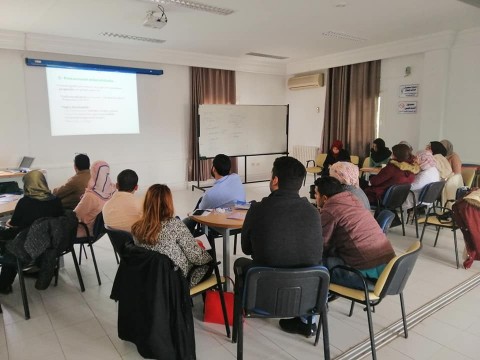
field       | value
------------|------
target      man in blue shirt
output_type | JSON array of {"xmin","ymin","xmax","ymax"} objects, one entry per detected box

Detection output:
[
  {"xmin": 197, "ymin": 154, "xmax": 245, "ymax": 210},
  {"xmin": 184, "ymin": 154, "xmax": 246, "ymax": 233}
]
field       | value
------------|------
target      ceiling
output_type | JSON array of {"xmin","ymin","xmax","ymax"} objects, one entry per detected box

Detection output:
[{"xmin": 1, "ymin": 0, "xmax": 480, "ymax": 63}]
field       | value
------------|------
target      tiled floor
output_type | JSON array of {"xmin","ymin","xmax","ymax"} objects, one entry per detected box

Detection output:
[{"xmin": 0, "ymin": 180, "xmax": 479, "ymax": 359}]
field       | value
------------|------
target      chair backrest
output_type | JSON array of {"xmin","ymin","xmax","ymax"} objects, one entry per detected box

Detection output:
[
  {"xmin": 374, "ymin": 241, "xmax": 422, "ymax": 298},
  {"xmin": 106, "ymin": 229, "xmax": 135, "ymax": 260},
  {"xmin": 315, "ymin": 153, "xmax": 327, "ymax": 167},
  {"xmin": 417, "ymin": 180, "xmax": 446, "ymax": 205},
  {"xmin": 375, "ymin": 209, "xmax": 395, "ymax": 234},
  {"xmin": 382, "ymin": 183, "xmax": 412, "ymax": 209},
  {"xmin": 243, "ymin": 266, "xmax": 330, "ymax": 318},
  {"xmin": 0, "ymin": 181, "xmax": 22, "ymax": 195},
  {"xmin": 461, "ymin": 168, "xmax": 476, "ymax": 188},
  {"xmin": 350, "ymin": 155, "xmax": 359, "ymax": 165},
  {"xmin": 362, "ymin": 157, "xmax": 370, "ymax": 169},
  {"xmin": 92, "ymin": 212, "xmax": 106, "ymax": 240}
]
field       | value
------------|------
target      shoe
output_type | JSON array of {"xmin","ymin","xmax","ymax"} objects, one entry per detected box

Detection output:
[
  {"xmin": 328, "ymin": 293, "xmax": 339, "ymax": 302},
  {"xmin": 279, "ymin": 317, "xmax": 317, "ymax": 338},
  {"xmin": 0, "ymin": 285, "xmax": 13, "ymax": 295}
]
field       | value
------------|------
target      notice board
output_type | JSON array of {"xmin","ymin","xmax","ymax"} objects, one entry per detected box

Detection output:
[{"xmin": 198, "ymin": 104, "xmax": 289, "ymax": 158}]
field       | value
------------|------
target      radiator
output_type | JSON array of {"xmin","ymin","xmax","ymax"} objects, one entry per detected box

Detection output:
[{"xmin": 292, "ymin": 145, "xmax": 319, "ymax": 166}]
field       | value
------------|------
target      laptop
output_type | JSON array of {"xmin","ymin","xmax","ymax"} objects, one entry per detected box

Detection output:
[{"xmin": 8, "ymin": 156, "xmax": 35, "ymax": 173}]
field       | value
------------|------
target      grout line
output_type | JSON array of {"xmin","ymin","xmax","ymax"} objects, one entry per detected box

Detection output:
[{"xmin": 333, "ymin": 273, "xmax": 480, "ymax": 360}]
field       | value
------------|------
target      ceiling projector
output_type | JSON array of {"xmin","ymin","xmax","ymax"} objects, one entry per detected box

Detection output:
[{"xmin": 143, "ymin": 7, "xmax": 167, "ymax": 29}]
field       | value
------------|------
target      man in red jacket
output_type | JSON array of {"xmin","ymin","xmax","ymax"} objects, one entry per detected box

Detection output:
[{"xmin": 315, "ymin": 176, "xmax": 396, "ymax": 289}]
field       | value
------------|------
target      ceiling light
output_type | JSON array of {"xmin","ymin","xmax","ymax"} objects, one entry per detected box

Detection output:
[
  {"xmin": 144, "ymin": 0, "xmax": 234, "ymax": 15},
  {"xmin": 321, "ymin": 31, "xmax": 367, "ymax": 42},
  {"xmin": 100, "ymin": 32, "xmax": 166, "ymax": 44},
  {"xmin": 245, "ymin": 52, "xmax": 289, "ymax": 60}
]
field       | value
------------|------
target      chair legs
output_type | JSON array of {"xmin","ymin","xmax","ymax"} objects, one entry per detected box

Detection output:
[
  {"xmin": 88, "ymin": 244, "xmax": 101, "ymax": 286},
  {"xmin": 213, "ymin": 262, "xmax": 230, "ymax": 338},
  {"xmin": 364, "ymin": 300, "xmax": 377, "ymax": 360},
  {"xmin": 399, "ymin": 293, "xmax": 408, "ymax": 338},
  {"xmin": 233, "ymin": 234, "xmax": 238, "ymax": 255},
  {"xmin": 313, "ymin": 309, "xmax": 330, "ymax": 359},
  {"xmin": 16, "ymin": 259, "xmax": 30, "ymax": 320},
  {"xmin": 70, "ymin": 246, "xmax": 86, "ymax": 292}
]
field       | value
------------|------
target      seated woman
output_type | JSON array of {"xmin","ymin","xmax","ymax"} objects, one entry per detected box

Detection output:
[
  {"xmin": 402, "ymin": 150, "xmax": 440, "ymax": 210},
  {"xmin": 441, "ymin": 139, "xmax": 462, "ymax": 175},
  {"xmin": 369, "ymin": 138, "xmax": 392, "ymax": 168},
  {"xmin": 0, "ymin": 170, "xmax": 63, "ymax": 294},
  {"xmin": 428, "ymin": 141, "xmax": 463, "ymax": 208},
  {"xmin": 131, "ymin": 184, "xmax": 213, "ymax": 288},
  {"xmin": 330, "ymin": 161, "xmax": 370, "ymax": 209},
  {"xmin": 364, "ymin": 143, "xmax": 420, "ymax": 205},
  {"xmin": 321, "ymin": 140, "xmax": 350, "ymax": 176},
  {"xmin": 74, "ymin": 160, "xmax": 115, "ymax": 237}
]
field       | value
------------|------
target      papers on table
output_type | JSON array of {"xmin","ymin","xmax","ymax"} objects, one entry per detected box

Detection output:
[
  {"xmin": 0, "ymin": 194, "xmax": 22, "ymax": 203},
  {"xmin": 227, "ymin": 212, "xmax": 246, "ymax": 220}
]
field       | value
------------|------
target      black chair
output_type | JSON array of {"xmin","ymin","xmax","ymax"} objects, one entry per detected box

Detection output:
[
  {"xmin": 329, "ymin": 241, "xmax": 422, "ymax": 360},
  {"xmin": 376, "ymin": 184, "xmax": 412, "ymax": 236},
  {"xmin": 75, "ymin": 212, "xmax": 106, "ymax": 285},
  {"xmin": 409, "ymin": 181, "xmax": 446, "ymax": 238},
  {"xmin": 0, "ymin": 213, "xmax": 85, "ymax": 320},
  {"xmin": 375, "ymin": 209, "xmax": 395, "ymax": 234},
  {"xmin": 106, "ymin": 228, "xmax": 135, "ymax": 262},
  {"xmin": 232, "ymin": 266, "xmax": 331, "ymax": 360}
]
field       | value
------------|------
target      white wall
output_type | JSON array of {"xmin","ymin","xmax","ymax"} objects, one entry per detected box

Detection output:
[
  {"xmin": 379, "ymin": 54, "xmax": 424, "ymax": 152},
  {"xmin": 236, "ymin": 72, "xmax": 287, "ymax": 181},
  {"xmin": 0, "ymin": 49, "xmax": 191, "ymax": 190}
]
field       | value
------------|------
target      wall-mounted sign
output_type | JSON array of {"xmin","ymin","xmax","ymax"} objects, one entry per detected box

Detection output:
[
  {"xmin": 398, "ymin": 101, "xmax": 417, "ymax": 114},
  {"xmin": 399, "ymin": 84, "xmax": 419, "ymax": 97}
]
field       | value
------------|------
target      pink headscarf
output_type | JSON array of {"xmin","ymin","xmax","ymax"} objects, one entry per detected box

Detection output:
[
  {"xmin": 416, "ymin": 150, "xmax": 436, "ymax": 171},
  {"xmin": 86, "ymin": 160, "xmax": 115, "ymax": 200},
  {"xmin": 330, "ymin": 161, "xmax": 359, "ymax": 187}
]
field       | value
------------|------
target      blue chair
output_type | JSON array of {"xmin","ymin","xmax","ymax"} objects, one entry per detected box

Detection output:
[{"xmin": 375, "ymin": 209, "xmax": 395, "ymax": 234}]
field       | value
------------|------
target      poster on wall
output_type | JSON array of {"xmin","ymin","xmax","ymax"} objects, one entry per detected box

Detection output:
[
  {"xmin": 399, "ymin": 84, "xmax": 419, "ymax": 97},
  {"xmin": 398, "ymin": 101, "xmax": 417, "ymax": 114}
]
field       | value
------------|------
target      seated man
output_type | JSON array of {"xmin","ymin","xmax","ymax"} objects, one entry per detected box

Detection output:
[
  {"xmin": 236, "ymin": 156, "xmax": 323, "ymax": 337},
  {"xmin": 103, "ymin": 169, "xmax": 142, "ymax": 232},
  {"xmin": 184, "ymin": 154, "xmax": 245, "ymax": 233},
  {"xmin": 364, "ymin": 143, "xmax": 420, "ymax": 205},
  {"xmin": 53, "ymin": 153, "xmax": 91, "ymax": 209},
  {"xmin": 198, "ymin": 154, "xmax": 245, "ymax": 210},
  {"xmin": 315, "ymin": 176, "xmax": 396, "ymax": 289}
]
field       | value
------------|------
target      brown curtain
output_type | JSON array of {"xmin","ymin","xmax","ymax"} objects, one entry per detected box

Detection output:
[
  {"xmin": 322, "ymin": 60, "xmax": 381, "ymax": 160},
  {"xmin": 188, "ymin": 67, "xmax": 236, "ymax": 181}
]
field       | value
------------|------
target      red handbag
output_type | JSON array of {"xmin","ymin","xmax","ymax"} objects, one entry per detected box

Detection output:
[{"xmin": 203, "ymin": 280, "xmax": 234, "ymax": 325}]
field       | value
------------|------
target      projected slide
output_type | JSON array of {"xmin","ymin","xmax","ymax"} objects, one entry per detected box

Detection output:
[{"xmin": 46, "ymin": 67, "xmax": 139, "ymax": 136}]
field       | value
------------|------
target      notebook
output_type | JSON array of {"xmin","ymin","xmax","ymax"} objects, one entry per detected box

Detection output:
[{"xmin": 8, "ymin": 156, "xmax": 35, "ymax": 173}]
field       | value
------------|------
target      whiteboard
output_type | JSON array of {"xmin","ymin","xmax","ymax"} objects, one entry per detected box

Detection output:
[{"xmin": 198, "ymin": 105, "xmax": 288, "ymax": 158}]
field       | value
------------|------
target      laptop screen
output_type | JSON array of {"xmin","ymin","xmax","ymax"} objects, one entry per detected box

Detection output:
[{"xmin": 19, "ymin": 156, "xmax": 34, "ymax": 170}]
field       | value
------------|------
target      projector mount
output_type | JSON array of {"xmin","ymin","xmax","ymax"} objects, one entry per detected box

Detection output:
[{"xmin": 144, "ymin": 4, "xmax": 168, "ymax": 29}]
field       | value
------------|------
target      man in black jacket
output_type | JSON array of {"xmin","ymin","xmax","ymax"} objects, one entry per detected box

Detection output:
[{"xmin": 236, "ymin": 156, "xmax": 323, "ymax": 337}]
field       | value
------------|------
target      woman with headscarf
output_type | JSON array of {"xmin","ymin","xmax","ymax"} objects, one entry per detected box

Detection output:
[
  {"xmin": 364, "ymin": 143, "xmax": 420, "ymax": 205},
  {"xmin": 0, "ymin": 170, "xmax": 63, "ymax": 294},
  {"xmin": 330, "ymin": 161, "xmax": 370, "ymax": 209},
  {"xmin": 321, "ymin": 140, "xmax": 351, "ymax": 176},
  {"xmin": 428, "ymin": 141, "xmax": 453, "ymax": 180},
  {"xmin": 74, "ymin": 160, "xmax": 115, "ymax": 237},
  {"xmin": 440, "ymin": 139, "xmax": 462, "ymax": 175},
  {"xmin": 369, "ymin": 138, "xmax": 392, "ymax": 168},
  {"xmin": 427, "ymin": 141, "xmax": 463, "ymax": 208},
  {"xmin": 402, "ymin": 150, "xmax": 440, "ymax": 210}
]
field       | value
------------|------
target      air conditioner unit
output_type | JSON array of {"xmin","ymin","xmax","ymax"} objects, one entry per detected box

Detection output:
[{"xmin": 287, "ymin": 73, "xmax": 324, "ymax": 90}]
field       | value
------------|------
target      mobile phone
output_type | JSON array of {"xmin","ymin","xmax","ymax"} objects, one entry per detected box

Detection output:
[{"xmin": 192, "ymin": 209, "xmax": 206, "ymax": 216}]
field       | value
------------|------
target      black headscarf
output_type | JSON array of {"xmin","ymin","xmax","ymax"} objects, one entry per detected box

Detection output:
[
  {"xmin": 370, "ymin": 138, "xmax": 392, "ymax": 163},
  {"xmin": 430, "ymin": 141, "xmax": 447, "ymax": 157}
]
